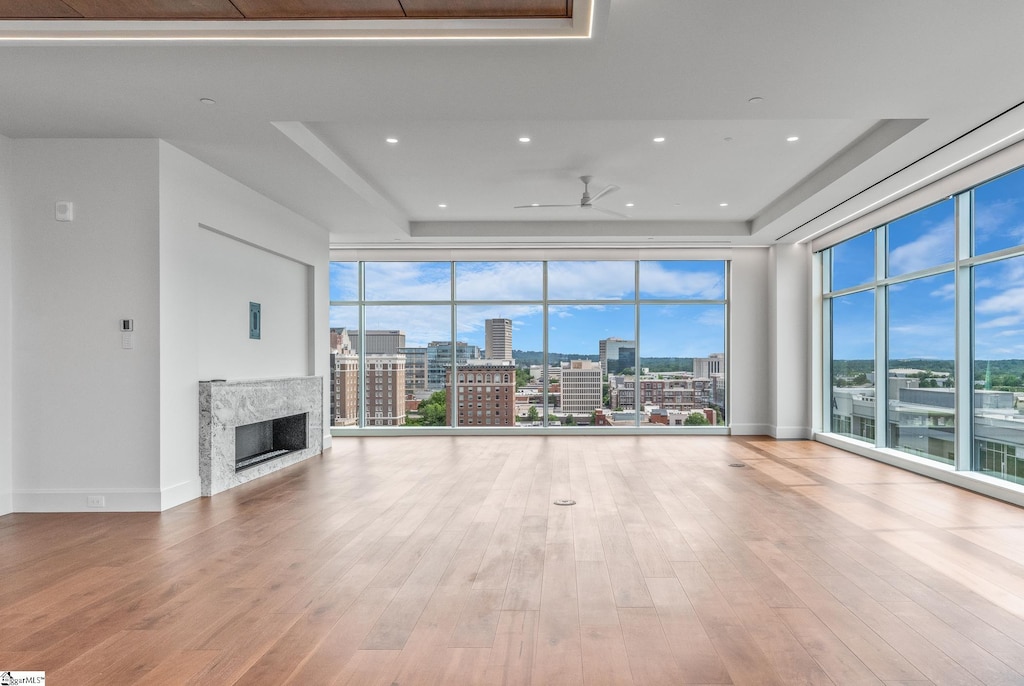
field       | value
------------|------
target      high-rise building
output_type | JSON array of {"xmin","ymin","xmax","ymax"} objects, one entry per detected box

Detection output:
[
  {"xmin": 365, "ymin": 354, "xmax": 406, "ymax": 426},
  {"xmin": 447, "ymin": 361, "xmax": 516, "ymax": 427},
  {"xmin": 694, "ymin": 352, "xmax": 725, "ymax": 379},
  {"xmin": 559, "ymin": 360, "xmax": 603, "ymax": 416},
  {"xmin": 599, "ymin": 337, "xmax": 636, "ymax": 375},
  {"xmin": 485, "ymin": 318, "xmax": 513, "ymax": 360},
  {"xmin": 330, "ymin": 351, "xmax": 359, "ymax": 426},
  {"xmin": 397, "ymin": 346, "xmax": 428, "ymax": 397}
]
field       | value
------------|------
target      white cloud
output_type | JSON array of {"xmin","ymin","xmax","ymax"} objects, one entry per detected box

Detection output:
[{"xmin": 888, "ymin": 222, "xmax": 953, "ymax": 275}]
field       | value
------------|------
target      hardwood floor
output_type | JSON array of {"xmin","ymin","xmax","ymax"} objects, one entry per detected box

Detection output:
[{"xmin": 2, "ymin": 435, "xmax": 1024, "ymax": 684}]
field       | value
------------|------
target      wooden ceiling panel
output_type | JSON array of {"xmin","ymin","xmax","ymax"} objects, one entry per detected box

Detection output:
[
  {"xmin": 230, "ymin": 0, "xmax": 405, "ymax": 19},
  {"xmin": 63, "ymin": 0, "xmax": 243, "ymax": 19},
  {"xmin": 1, "ymin": 0, "xmax": 573, "ymax": 20},
  {"xmin": 400, "ymin": 0, "xmax": 571, "ymax": 18},
  {"xmin": 0, "ymin": 0, "xmax": 81, "ymax": 18}
]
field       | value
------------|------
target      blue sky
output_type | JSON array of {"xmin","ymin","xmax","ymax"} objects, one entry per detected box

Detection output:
[
  {"xmin": 830, "ymin": 166, "xmax": 1024, "ymax": 363},
  {"xmin": 330, "ymin": 260, "xmax": 725, "ymax": 357}
]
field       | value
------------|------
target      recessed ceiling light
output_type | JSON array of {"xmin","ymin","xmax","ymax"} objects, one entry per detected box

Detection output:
[
  {"xmin": 199, "ymin": 97, "xmax": 216, "ymax": 105},
  {"xmin": 518, "ymin": 136, "xmax": 531, "ymax": 143},
  {"xmin": 748, "ymin": 96, "xmax": 764, "ymax": 104},
  {"xmin": 723, "ymin": 136, "xmax": 734, "ymax": 142},
  {"xmin": 385, "ymin": 137, "xmax": 398, "ymax": 144},
  {"xmin": 653, "ymin": 137, "xmax": 666, "ymax": 143},
  {"xmin": 531, "ymin": 203, "xmax": 540, "ymax": 207},
  {"xmin": 438, "ymin": 203, "xmax": 447, "ymax": 208},
  {"xmin": 625, "ymin": 203, "xmax": 635, "ymax": 207},
  {"xmin": 786, "ymin": 136, "xmax": 800, "ymax": 142},
  {"xmin": 719, "ymin": 202, "xmax": 729, "ymax": 207}
]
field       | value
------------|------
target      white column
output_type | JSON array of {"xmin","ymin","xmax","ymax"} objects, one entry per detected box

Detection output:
[{"xmin": 768, "ymin": 243, "xmax": 812, "ymax": 439}]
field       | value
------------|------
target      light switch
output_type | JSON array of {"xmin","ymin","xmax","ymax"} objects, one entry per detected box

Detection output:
[{"xmin": 121, "ymin": 332, "xmax": 134, "ymax": 349}]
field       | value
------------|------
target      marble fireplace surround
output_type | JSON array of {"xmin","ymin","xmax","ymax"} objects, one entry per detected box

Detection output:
[{"xmin": 199, "ymin": 376, "xmax": 323, "ymax": 496}]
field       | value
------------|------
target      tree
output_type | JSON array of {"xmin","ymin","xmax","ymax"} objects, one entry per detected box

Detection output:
[
  {"xmin": 852, "ymin": 373, "xmax": 868, "ymax": 385},
  {"xmin": 516, "ymin": 368, "xmax": 532, "ymax": 389},
  {"xmin": 526, "ymin": 406, "xmax": 540, "ymax": 422},
  {"xmin": 684, "ymin": 411, "xmax": 710, "ymax": 426},
  {"xmin": 564, "ymin": 414, "xmax": 576, "ymax": 426},
  {"xmin": 416, "ymin": 390, "xmax": 448, "ymax": 426}
]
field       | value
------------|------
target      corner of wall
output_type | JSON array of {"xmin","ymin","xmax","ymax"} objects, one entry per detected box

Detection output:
[{"xmin": 0, "ymin": 134, "xmax": 13, "ymax": 516}]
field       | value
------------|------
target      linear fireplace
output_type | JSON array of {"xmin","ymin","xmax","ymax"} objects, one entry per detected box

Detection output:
[
  {"xmin": 199, "ymin": 377, "xmax": 322, "ymax": 496},
  {"xmin": 235, "ymin": 412, "xmax": 308, "ymax": 471}
]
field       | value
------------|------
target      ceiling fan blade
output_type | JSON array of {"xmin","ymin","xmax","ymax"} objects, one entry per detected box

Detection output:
[
  {"xmin": 590, "ymin": 206, "xmax": 629, "ymax": 219},
  {"xmin": 514, "ymin": 203, "xmax": 579, "ymax": 208},
  {"xmin": 588, "ymin": 184, "xmax": 620, "ymax": 203}
]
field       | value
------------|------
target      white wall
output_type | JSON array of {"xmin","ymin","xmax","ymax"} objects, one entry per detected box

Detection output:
[
  {"xmin": 728, "ymin": 249, "xmax": 773, "ymax": 434},
  {"xmin": 0, "ymin": 134, "xmax": 13, "ymax": 515},
  {"xmin": 11, "ymin": 139, "xmax": 162, "ymax": 511},
  {"xmin": 767, "ymin": 244, "xmax": 812, "ymax": 438},
  {"xmin": 194, "ymin": 227, "xmax": 310, "ymax": 380},
  {"xmin": 158, "ymin": 141, "xmax": 330, "ymax": 510}
]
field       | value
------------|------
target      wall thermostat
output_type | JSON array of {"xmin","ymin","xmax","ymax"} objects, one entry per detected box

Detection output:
[{"xmin": 120, "ymin": 319, "xmax": 133, "ymax": 332}]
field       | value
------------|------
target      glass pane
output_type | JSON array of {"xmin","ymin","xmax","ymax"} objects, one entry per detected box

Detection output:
[
  {"xmin": 886, "ymin": 273, "xmax": 955, "ymax": 464},
  {"xmin": 974, "ymin": 166, "xmax": 1024, "ymax": 256},
  {"xmin": 829, "ymin": 290, "xmax": 875, "ymax": 441},
  {"xmin": 548, "ymin": 305, "xmax": 634, "ymax": 427},
  {"xmin": 364, "ymin": 261, "xmax": 450, "ymax": 301},
  {"xmin": 455, "ymin": 261, "xmax": 543, "ymax": 301},
  {"xmin": 547, "ymin": 261, "xmax": 635, "ymax": 300},
  {"xmin": 329, "ymin": 306, "xmax": 360, "ymax": 429},
  {"xmin": 455, "ymin": 305, "xmax": 543, "ymax": 428},
  {"xmin": 364, "ymin": 305, "xmax": 452, "ymax": 427},
  {"xmin": 639, "ymin": 261, "xmax": 725, "ymax": 300},
  {"xmin": 329, "ymin": 261, "xmax": 358, "ymax": 302},
  {"xmin": 887, "ymin": 198, "xmax": 955, "ymax": 277},
  {"xmin": 636, "ymin": 305, "xmax": 725, "ymax": 427},
  {"xmin": 829, "ymin": 231, "xmax": 875, "ymax": 292},
  {"xmin": 973, "ymin": 256, "xmax": 1024, "ymax": 485}
]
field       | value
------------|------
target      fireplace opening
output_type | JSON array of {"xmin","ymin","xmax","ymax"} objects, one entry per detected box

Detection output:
[{"xmin": 235, "ymin": 413, "xmax": 307, "ymax": 471}]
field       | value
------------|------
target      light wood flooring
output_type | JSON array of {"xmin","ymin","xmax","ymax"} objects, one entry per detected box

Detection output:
[{"xmin": 3, "ymin": 436, "xmax": 1024, "ymax": 685}]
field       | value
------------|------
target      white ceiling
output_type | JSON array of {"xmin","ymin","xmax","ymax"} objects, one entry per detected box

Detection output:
[{"xmin": 2, "ymin": 0, "xmax": 1024, "ymax": 247}]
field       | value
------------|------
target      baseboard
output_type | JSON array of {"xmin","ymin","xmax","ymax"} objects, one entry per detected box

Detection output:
[
  {"xmin": 770, "ymin": 425, "xmax": 812, "ymax": 440},
  {"xmin": 323, "ymin": 433, "xmax": 333, "ymax": 449},
  {"xmin": 12, "ymin": 487, "xmax": 162, "ymax": 512},
  {"xmin": 161, "ymin": 480, "xmax": 201, "ymax": 511},
  {"xmin": 729, "ymin": 423, "xmax": 772, "ymax": 436},
  {"xmin": 0, "ymin": 492, "xmax": 11, "ymax": 516}
]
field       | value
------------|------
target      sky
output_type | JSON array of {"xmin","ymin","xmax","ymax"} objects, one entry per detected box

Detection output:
[
  {"xmin": 330, "ymin": 260, "xmax": 725, "ymax": 357},
  {"xmin": 830, "ymin": 167, "xmax": 1024, "ymax": 363}
]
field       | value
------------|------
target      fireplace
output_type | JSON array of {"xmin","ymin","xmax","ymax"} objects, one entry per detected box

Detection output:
[
  {"xmin": 199, "ymin": 377, "xmax": 323, "ymax": 496},
  {"xmin": 235, "ymin": 412, "xmax": 308, "ymax": 471}
]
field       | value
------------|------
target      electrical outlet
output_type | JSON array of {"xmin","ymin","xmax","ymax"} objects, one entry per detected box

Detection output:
[{"xmin": 87, "ymin": 495, "xmax": 105, "ymax": 508}]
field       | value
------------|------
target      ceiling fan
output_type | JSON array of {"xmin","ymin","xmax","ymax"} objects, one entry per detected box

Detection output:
[{"xmin": 515, "ymin": 175, "xmax": 627, "ymax": 217}]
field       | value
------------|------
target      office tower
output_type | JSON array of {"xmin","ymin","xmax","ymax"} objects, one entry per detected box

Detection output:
[
  {"xmin": 559, "ymin": 360, "xmax": 603, "ymax": 415},
  {"xmin": 485, "ymin": 318, "xmax": 513, "ymax": 360}
]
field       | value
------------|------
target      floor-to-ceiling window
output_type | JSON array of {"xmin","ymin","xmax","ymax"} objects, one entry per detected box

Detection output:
[
  {"xmin": 329, "ymin": 259, "xmax": 728, "ymax": 430},
  {"xmin": 822, "ymin": 165, "xmax": 1024, "ymax": 485}
]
